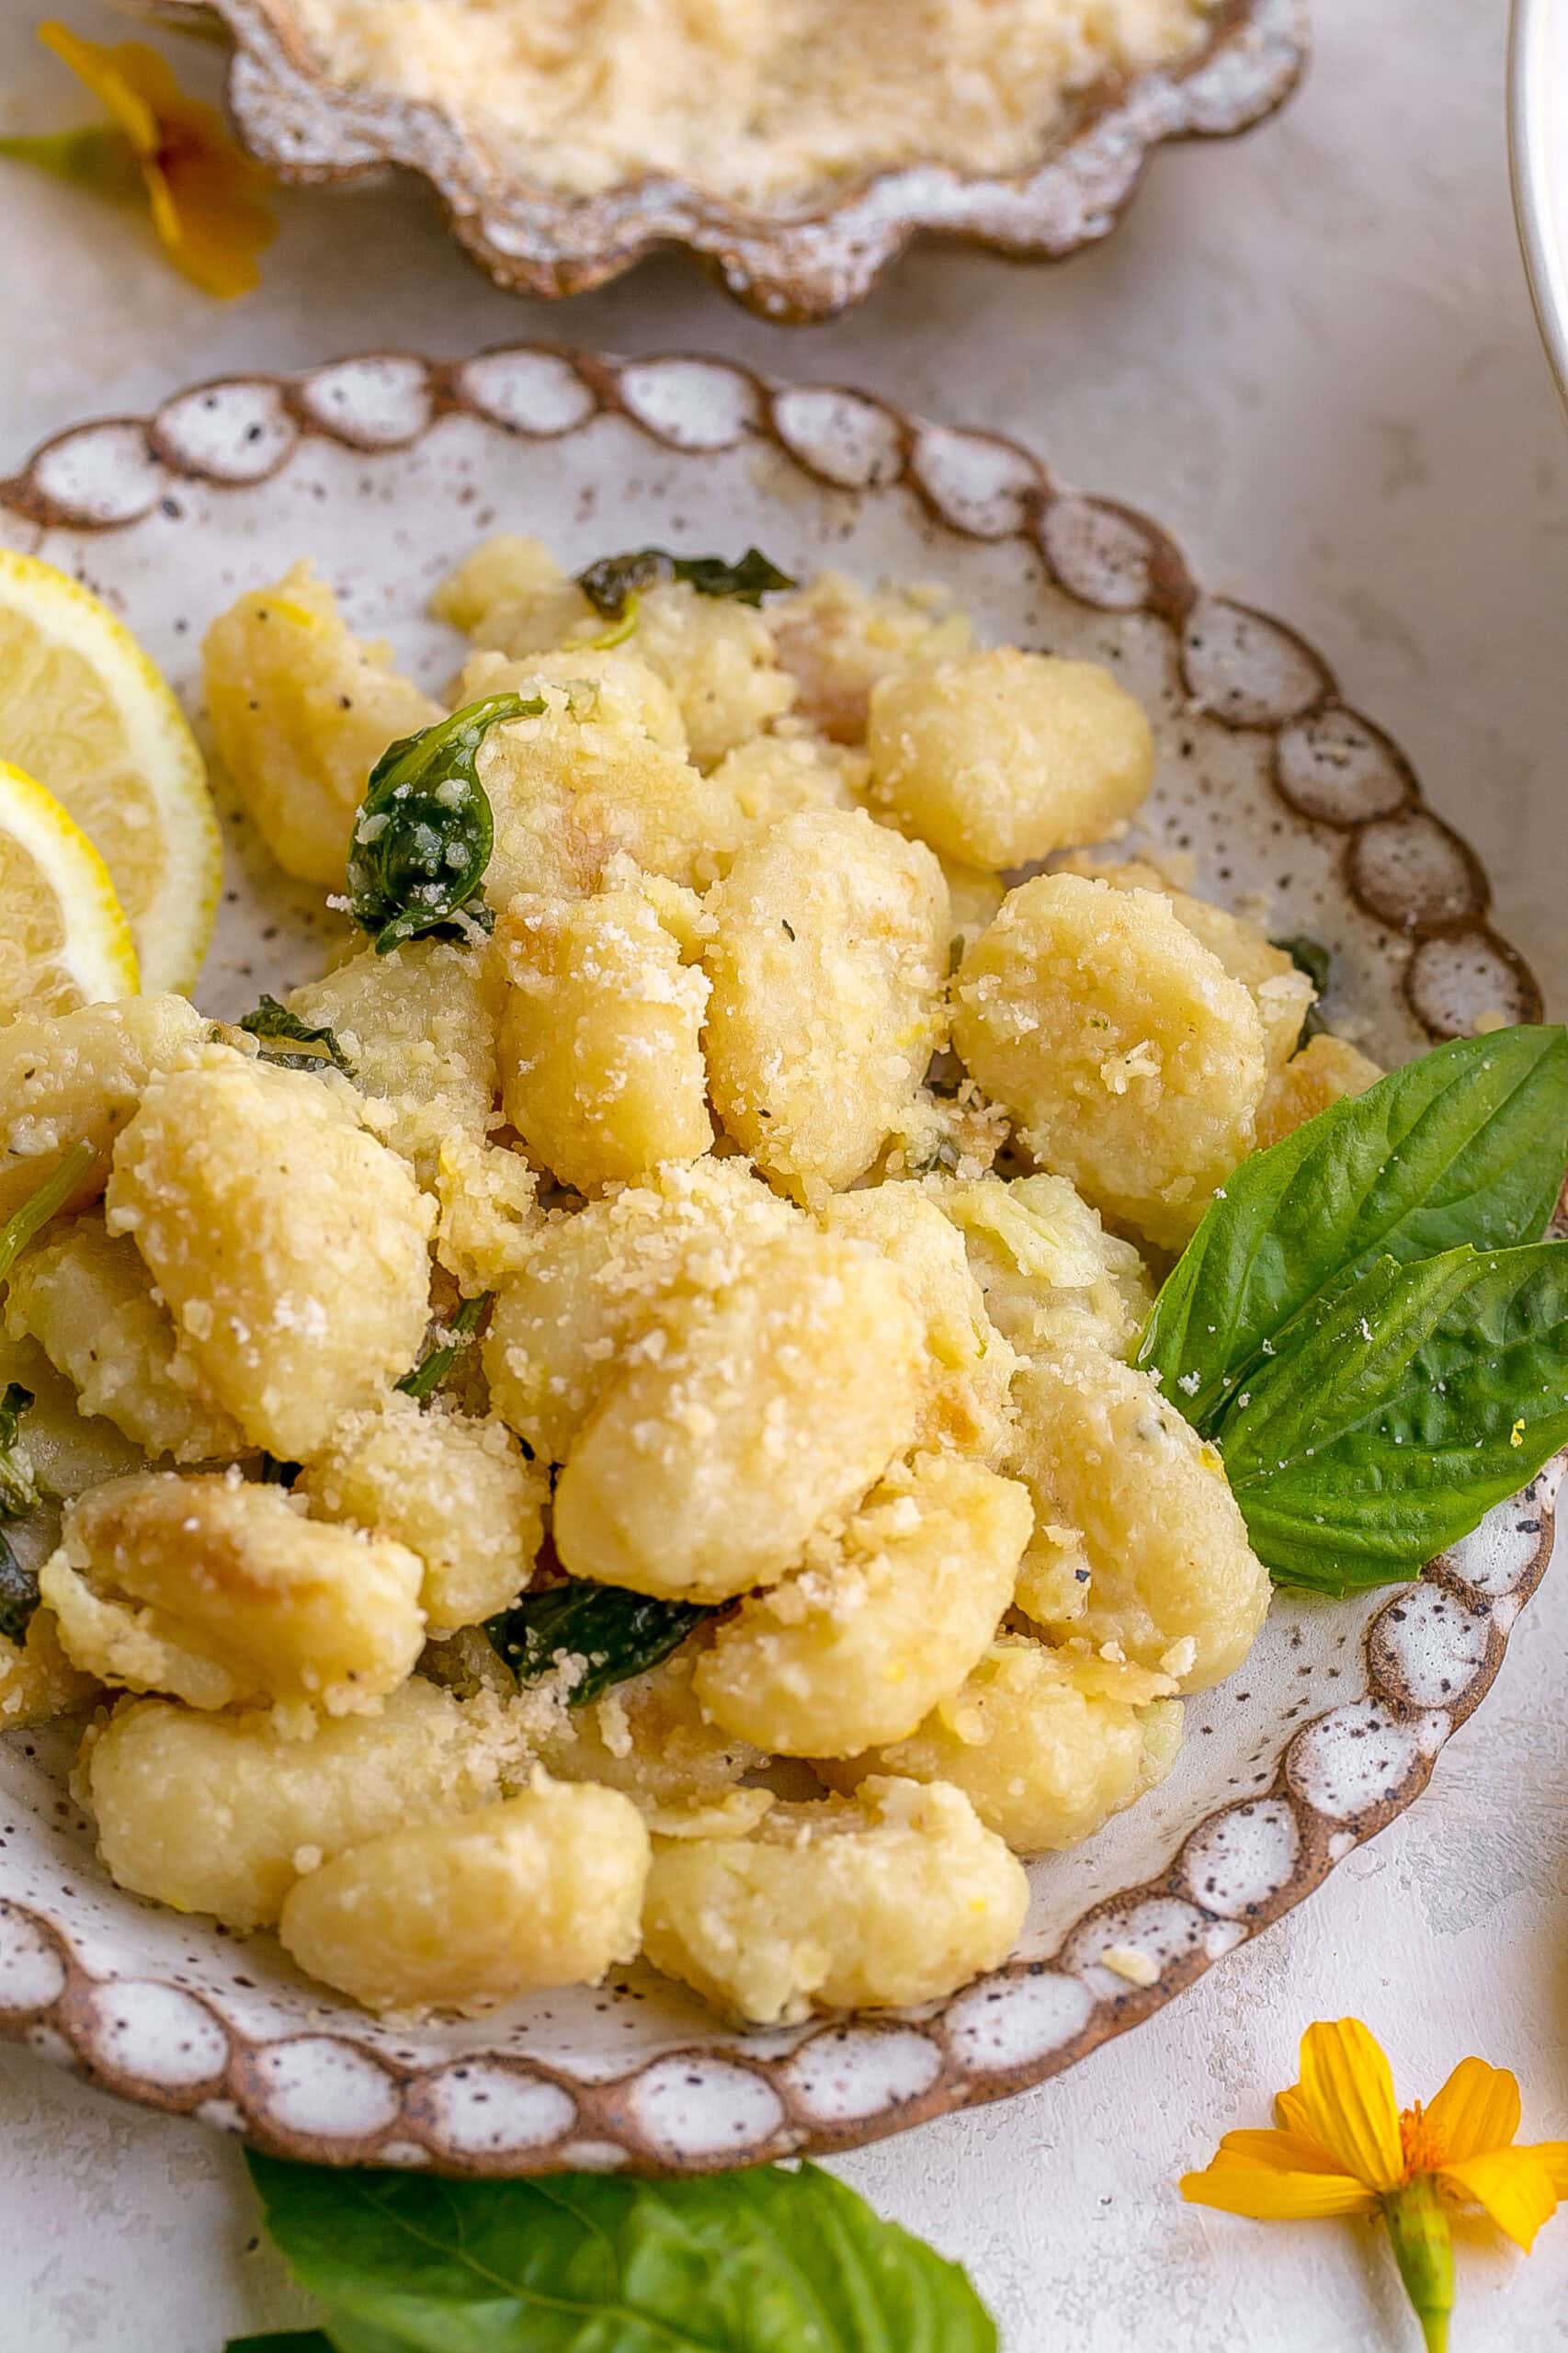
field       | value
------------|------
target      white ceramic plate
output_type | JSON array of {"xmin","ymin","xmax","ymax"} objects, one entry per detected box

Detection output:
[
  {"xmin": 0, "ymin": 347, "xmax": 1556, "ymax": 2175},
  {"xmin": 1510, "ymin": 0, "xmax": 1568, "ymax": 415}
]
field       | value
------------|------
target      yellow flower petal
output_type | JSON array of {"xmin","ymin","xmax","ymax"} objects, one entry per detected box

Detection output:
[
  {"xmin": 1216, "ymin": 2128, "xmax": 1358, "ymax": 2178},
  {"xmin": 1274, "ymin": 2083, "xmax": 1314, "ymax": 2139},
  {"xmin": 1182, "ymin": 2158, "xmax": 1375, "ymax": 2222},
  {"xmin": 1421, "ymin": 2057, "xmax": 1522, "ymax": 2166},
  {"xmin": 1536, "ymin": 2143, "xmax": 1568, "ymax": 2197},
  {"xmin": 1437, "ymin": 2147, "xmax": 1560, "ymax": 2253},
  {"xmin": 37, "ymin": 23, "xmax": 159, "ymax": 156},
  {"xmin": 1297, "ymin": 2019, "xmax": 1405, "ymax": 2193}
]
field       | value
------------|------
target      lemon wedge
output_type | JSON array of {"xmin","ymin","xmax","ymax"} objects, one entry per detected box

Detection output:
[
  {"xmin": 0, "ymin": 551, "xmax": 221, "ymax": 993},
  {"xmin": 0, "ymin": 758, "xmax": 140, "ymax": 1020}
]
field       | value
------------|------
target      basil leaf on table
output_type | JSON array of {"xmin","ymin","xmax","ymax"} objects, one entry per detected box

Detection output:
[
  {"xmin": 242, "ymin": 2152, "xmax": 996, "ymax": 2353},
  {"xmin": 347, "ymin": 695, "xmax": 540, "ymax": 955},
  {"xmin": 1138, "ymin": 1025, "xmax": 1568, "ymax": 1430},
  {"xmin": 576, "ymin": 546, "xmax": 797, "ymax": 620},
  {"xmin": 1217, "ymin": 1241, "xmax": 1568, "ymax": 1591},
  {"xmin": 486, "ymin": 1575, "xmax": 711, "ymax": 1706}
]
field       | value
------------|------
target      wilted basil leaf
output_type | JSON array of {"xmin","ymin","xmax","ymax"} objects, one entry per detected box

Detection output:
[
  {"xmin": 576, "ymin": 546, "xmax": 796, "ymax": 620},
  {"xmin": 395, "ymin": 1293, "xmax": 491, "ymax": 1404},
  {"xmin": 238, "ymin": 995, "xmax": 355, "ymax": 1076},
  {"xmin": 486, "ymin": 1576, "xmax": 711, "ymax": 1707},
  {"xmin": 347, "ymin": 695, "xmax": 539, "ymax": 954}
]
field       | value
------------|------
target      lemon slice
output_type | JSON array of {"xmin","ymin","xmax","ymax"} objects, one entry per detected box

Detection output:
[
  {"xmin": 0, "ymin": 550, "xmax": 220, "ymax": 994},
  {"xmin": 0, "ymin": 758, "xmax": 140, "ymax": 1019}
]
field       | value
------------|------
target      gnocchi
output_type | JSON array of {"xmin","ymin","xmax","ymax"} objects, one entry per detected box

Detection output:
[
  {"xmin": 702, "ymin": 807, "xmax": 949, "ymax": 1201},
  {"xmin": 104, "ymin": 1050, "xmax": 435, "ymax": 1462},
  {"xmin": 3, "ymin": 542, "xmax": 1331, "ymax": 2028},
  {"xmin": 867, "ymin": 647, "xmax": 1154, "ymax": 870},
  {"xmin": 41, "ymin": 1470, "xmax": 426, "ymax": 1714},
  {"xmin": 952, "ymin": 872, "xmax": 1269, "ymax": 1247},
  {"xmin": 642, "ymin": 1778, "xmax": 1028, "ymax": 2026},
  {"xmin": 278, "ymin": 1778, "xmax": 650, "ymax": 2013}
]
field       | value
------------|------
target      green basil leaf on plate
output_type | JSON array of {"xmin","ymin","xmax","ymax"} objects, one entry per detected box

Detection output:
[
  {"xmin": 244, "ymin": 2153, "xmax": 996, "ymax": 2353},
  {"xmin": 1138, "ymin": 1026, "xmax": 1568, "ymax": 1431},
  {"xmin": 1217, "ymin": 1241, "xmax": 1568, "ymax": 1591},
  {"xmin": 576, "ymin": 546, "xmax": 796, "ymax": 620}
]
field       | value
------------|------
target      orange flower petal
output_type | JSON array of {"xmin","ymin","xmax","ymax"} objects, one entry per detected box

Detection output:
[
  {"xmin": 1182, "ymin": 2159, "xmax": 1375, "ymax": 2222},
  {"xmin": 1421, "ymin": 2057, "xmax": 1522, "ymax": 2165},
  {"xmin": 144, "ymin": 150, "xmax": 275, "ymax": 298},
  {"xmin": 37, "ymin": 23, "xmax": 160, "ymax": 156},
  {"xmin": 1216, "ymin": 2128, "xmax": 1358, "ymax": 2178},
  {"xmin": 1438, "ymin": 2147, "xmax": 1559, "ymax": 2253},
  {"xmin": 1297, "ymin": 2019, "xmax": 1405, "ymax": 2193}
]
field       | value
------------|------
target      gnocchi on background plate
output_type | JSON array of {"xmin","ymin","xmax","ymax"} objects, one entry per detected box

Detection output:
[{"xmin": 0, "ymin": 540, "xmax": 1385, "ymax": 2028}]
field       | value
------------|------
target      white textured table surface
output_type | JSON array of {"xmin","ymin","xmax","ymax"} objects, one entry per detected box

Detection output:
[{"xmin": 4, "ymin": 3, "xmax": 1567, "ymax": 2347}]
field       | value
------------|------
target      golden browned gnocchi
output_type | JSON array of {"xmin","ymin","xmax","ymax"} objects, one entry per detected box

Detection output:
[
  {"xmin": 0, "ymin": 993, "xmax": 208, "ymax": 1227},
  {"xmin": 495, "ymin": 887, "xmax": 711, "ymax": 1191},
  {"xmin": 642, "ymin": 1778, "xmax": 1028, "ymax": 2025},
  {"xmin": 6, "ymin": 543, "xmax": 1336, "ymax": 2029},
  {"xmin": 460, "ymin": 649, "xmax": 741, "ymax": 905},
  {"xmin": 867, "ymin": 647, "xmax": 1155, "ymax": 870},
  {"xmin": 692, "ymin": 1452, "xmax": 1031, "ymax": 1756},
  {"xmin": 1255, "ymin": 1030, "xmax": 1382, "ymax": 1149},
  {"xmin": 299, "ymin": 1393, "xmax": 544, "ymax": 1632},
  {"xmin": 533, "ymin": 1645, "xmax": 763, "ymax": 1813},
  {"xmin": 820, "ymin": 1185, "xmax": 1017, "ymax": 1460},
  {"xmin": 952, "ymin": 872, "xmax": 1269, "ymax": 1247},
  {"xmin": 702, "ymin": 807, "xmax": 949, "ymax": 1201},
  {"xmin": 823, "ymin": 1638, "xmax": 1183, "ymax": 1853},
  {"xmin": 770, "ymin": 571, "xmax": 973, "ymax": 742},
  {"xmin": 1057, "ymin": 854, "xmax": 1313, "ymax": 1070},
  {"xmin": 41, "ymin": 1470, "xmax": 426, "ymax": 1715},
  {"xmin": 84, "ymin": 1678, "xmax": 499, "ymax": 1928},
  {"xmin": 554, "ymin": 1230, "xmax": 923, "ymax": 1600},
  {"xmin": 6, "ymin": 1217, "xmax": 246, "ymax": 1466},
  {"xmin": 104, "ymin": 1051, "xmax": 435, "ymax": 1462},
  {"xmin": 202, "ymin": 560, "xmax": 441, "ymax": 886},
  {"xmin": 1007, "ymin": 1348, "xmax": 1269, "ymax": 1691},
  {"xmin": 278, "ymin": 1778, "xmax": 649, "ymax": 2013},
  {"xmin": 285, "ymin": 937, "xmax": 501, "ymax": 1182},
  {"xmin": 483, "ymin": 1154, "xmax": 799, "ymax": 1462},
  {"xmin": 0, "ymin": 1608, "xmax": 98, "ymax": 1731}
]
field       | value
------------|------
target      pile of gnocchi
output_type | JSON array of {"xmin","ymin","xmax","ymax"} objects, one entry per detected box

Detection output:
[{"xmin": 0, "ymin": 539, "xmax": 1384, "ymax": 2026}]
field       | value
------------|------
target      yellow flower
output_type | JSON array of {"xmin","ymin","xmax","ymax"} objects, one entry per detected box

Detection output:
[
  {"xmin": 0, "ymin": 22, "xmax": 275, "ymax": 297},
  {"xmin": 1182, "ymin": 2019, "xmax": 1568, "ymax": 2350}
]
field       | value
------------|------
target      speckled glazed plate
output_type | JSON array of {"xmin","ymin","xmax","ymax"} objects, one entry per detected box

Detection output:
[
  {"xmin": 0, "ymin": 347, "xmax": 1557, "ymax": 2176},
  {"xmin": 124, "ymin": 0, "xmax": 1306, "ymax": 320}
]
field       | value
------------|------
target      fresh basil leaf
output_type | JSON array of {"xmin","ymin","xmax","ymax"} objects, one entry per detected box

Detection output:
[
  {"xmin": 576, "ymin": 547, "xmax": 796, "ymax": 620},
  {"xmin": 1271, "ymin": 934, "xmax": 1331, "ymax": 1044},
  {"xmin": 0, "ymin": 1531, "xmax": 39, "ymax": 1644},
  {"xmin": 245, "ymin": 2153, "xmax": 995, "ymax": 2353},
  {"xmin": 0, "ymin": 1138, "xmax": 100, "ymax": 1288},
  {"xmin": 395, "ymin": 1293, "xmax": 491, "ymax": 1404},
  {"xmin": 1138, "ymin": 1026, "xmax": 1568, "ymax": 1430},
  {"xmin": 0, "ymin": 1381, "xmax": 37, "ymax": 1521},
  {"xmin": 347, "ymin": 696, "xmax": 540, "ymax": 955},
  {"xmin": 224, "ymin": 2335, "xmax": 335, "ymax": 2352},
  {"xmin": 1218, "ymin": 1242, "xmax": 1568, "ymax": 1590},
  {"xmin": 239, "ymin": 995, "xmax": 356, "ymax": 1077},
  {"xmin": 486, "ymin": 1576, "xmax": 710, "ymax": 1706}
]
